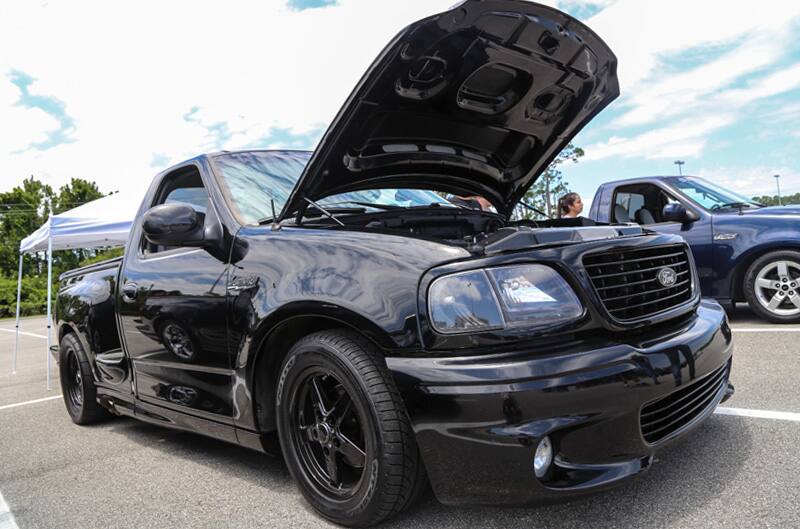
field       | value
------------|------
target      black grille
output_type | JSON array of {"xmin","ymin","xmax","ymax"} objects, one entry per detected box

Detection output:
[
  {"xmin": 583, "ymin": 244, "xmax": 693, "ymax": 321},
  {"xmin": 640, "ymin": 362, "xmax": 729, "ymax": 445}
]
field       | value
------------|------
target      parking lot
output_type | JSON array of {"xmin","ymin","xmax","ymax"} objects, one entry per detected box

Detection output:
[{"xmin": 1, "ymin": 311, "xmax": 799, "ymax": 529}]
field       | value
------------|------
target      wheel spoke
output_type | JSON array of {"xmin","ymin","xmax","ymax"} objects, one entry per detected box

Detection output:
[
  {"xmin": 756, "ymin": 277, "xmax": 776, "ymax": 290},
  {"xmin": 325, "ymin": 449, "xmax": 340, "ymax": 484},
  {"xmin": 336, "ymin": 432, "xmax": 366, "ymax": 468},
  {"xmin": 789, "ymin": 292, "xmax": 800, "ymax": 309},
  {"xmin": 767, "ymin": 293, "xmax": 783, "ymax": 310},
  {"xmin": 310, "ymin": 377, "xmax": 329, "ymax": 416},
  {"xmin": 777, "ymin": 261, "xmax": 790, "ymax": 280},
  {"xmin": 298, "ymin": 423, "xmax": 313, "ymax": 442},
  {"xmin": 329, "ymin": 392, "xmax": 352, "ymax": 425}
]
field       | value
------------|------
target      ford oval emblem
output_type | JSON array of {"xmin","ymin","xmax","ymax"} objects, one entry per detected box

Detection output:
[{"xmin": 657, "ymin": 267, "xmax": 678, "ymax": 287}]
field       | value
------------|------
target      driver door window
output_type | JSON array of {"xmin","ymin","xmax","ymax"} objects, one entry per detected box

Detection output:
[{"xmin": 615, "ymin": 185, "xmax": 683, "ymax": 225}]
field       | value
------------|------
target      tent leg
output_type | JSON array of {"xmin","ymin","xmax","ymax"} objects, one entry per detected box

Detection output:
[
  {"xmin": 12, "ymin": 253, "xmax": 23, "ymax": 375},
  {"xmin": 46, "ymin": 232, "xmax": 53, "ymax": 391}
]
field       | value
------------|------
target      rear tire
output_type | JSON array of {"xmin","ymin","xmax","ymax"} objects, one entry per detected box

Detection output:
[
  {"xmin": 275, "ymin": 330, "xmax": 426, "ymax": 527},
  {"xmin": 743, "ymin": 250, "xmax": 800, "ymax": 323},
  {"xmin": 59, "ymin": 333, "xmax": 112, "ymax": 424}
]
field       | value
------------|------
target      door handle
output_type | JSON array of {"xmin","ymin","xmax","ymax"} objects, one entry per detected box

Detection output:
[{"xmin": 122, "ymin": 282, "xmax": 139, "ymax": 302}]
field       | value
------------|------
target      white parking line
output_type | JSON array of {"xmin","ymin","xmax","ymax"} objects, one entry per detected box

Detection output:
[
  {"xmin": 0, "ymin": 328, "xmax": 47, "ymax": 339},
  {"xmin": 715, "ymin": 407, "xmax": 800, "ymax": 422},
  {"xmin": 0, "ymin": 395, "xmax": 62, "ymax": 411},
  {"xmin": 0, "ymin": 491, "xmax": 20, "ymax": 529},
  {"xmin": 731, "ymin": 327, "xmax": 800, "ymax": 332}
]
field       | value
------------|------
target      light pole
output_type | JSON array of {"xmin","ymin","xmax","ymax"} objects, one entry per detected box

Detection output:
[
  {"xmin": 774, "ymin": 174, "xmax": 782, "ymax": 206},
  {"xmin": 674, "ymin": 160, "xmax": 685, "ymax": 175}
]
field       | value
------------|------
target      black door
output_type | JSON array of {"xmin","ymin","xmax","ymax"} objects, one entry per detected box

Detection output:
[{"xmin": 118, "ymin": 163, "xmax": 235, "ymax": 422}]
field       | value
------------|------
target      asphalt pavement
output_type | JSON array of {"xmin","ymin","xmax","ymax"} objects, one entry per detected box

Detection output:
[{"xmin": 1, "ymin": 308, "xmax": 798, "ymax": 529}]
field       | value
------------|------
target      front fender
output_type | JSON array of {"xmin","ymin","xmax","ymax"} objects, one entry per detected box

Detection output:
[{"xmin": 712, "ymin": 218, "xmax": 800, "ymax": 299}]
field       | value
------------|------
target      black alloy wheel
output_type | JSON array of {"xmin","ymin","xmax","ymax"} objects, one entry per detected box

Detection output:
[
  {"xmin": 276, "ymin": 330, "xmax": 427, "ymax": 527},
  {"xmin": 59, "ymin": 333, "xmax": 112, "ymax": 425},
  {"xmin": 292, "ymin": 369, "xmax": 367, "ymax": 498},
  {"xmin": 160, "ymin": 321, "xmax": 197, "ymax": 361},
  {"xmin": 65, "ymin": 349, "xmax": 83, "ymax": 409}
]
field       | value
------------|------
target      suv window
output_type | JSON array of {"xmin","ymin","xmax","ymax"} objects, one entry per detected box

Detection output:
[
  {"xmin": 144, "ymin": 167, "xmax": 208, "ymax": 254},
  {"xmin": 615, "ymin": 184, "xmax": 683, "ymax": 225},
  {"xmin": 615, "ymin": 192, "xmax": 644, "ymax": 221}
]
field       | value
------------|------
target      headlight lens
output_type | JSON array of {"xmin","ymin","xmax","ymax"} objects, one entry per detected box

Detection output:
[
  {"xmin": 428, "ymin": 270, "xmax": 505, "ymax": 334},
  {"xmin": 429, "ymin": 264, "xmax": 583, "ymax": 334}
]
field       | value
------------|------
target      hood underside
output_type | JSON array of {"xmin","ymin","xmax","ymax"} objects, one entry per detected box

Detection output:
[{"xmin": 281, "ymin": 0, "xmax": 619, "ymax": 219}]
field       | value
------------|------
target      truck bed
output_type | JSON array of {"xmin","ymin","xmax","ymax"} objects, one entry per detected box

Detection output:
[{"xmin": 56, "ymin": 256, "xmax": 122, "ymax": 358}]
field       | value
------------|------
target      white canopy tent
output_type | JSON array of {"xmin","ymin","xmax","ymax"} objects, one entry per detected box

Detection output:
[{"xmin": 12, "ymin": 191, "xmax": 141, "ymax": 388}]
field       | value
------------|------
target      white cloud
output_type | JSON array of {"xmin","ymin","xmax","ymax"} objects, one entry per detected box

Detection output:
[
  {"xmin": 0, "ymin": 77, "xmax": 62, "ymax": 153},
  {"xmin": 0, "ymin": 0, "xmax": 456, "ymax": 197},
  {"xmin": 612, "ymin": 36, "xmax": 786, "ymax": 127},
  {"xmin": 1, "ymin": 0, "xmax": 799, "ymax": 201},
  {"xmin": 588, "ymin": 0, "xmax": 800, "ymax": 93},
  {"xmin": 583, "ymin": 114, "xmax": 735, "ymax": 161},
  {"xmin": 697, "ymin": 165, "xmax": 800, "ymax": 198}
]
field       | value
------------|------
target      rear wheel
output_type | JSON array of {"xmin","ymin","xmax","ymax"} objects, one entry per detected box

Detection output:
[
  {"xmin": 59, "ymin": 333, "xmax": 111, "ymax": 424},
  {"xmin": 275, "ymin": 330, "xmax": 426, "ymax": 527},
  {"xmin": 744, "ymin": 250, "xmax": 800, "ymax": 323}
]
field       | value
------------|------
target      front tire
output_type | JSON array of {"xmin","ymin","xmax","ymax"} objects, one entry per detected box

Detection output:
[
  {"xmin": 276, "ymin": 330, "xmax": 426, "ymax": 527},
  {"xmin": 59, "ymin": 333, "xmax": 112, "ymax": 424},
  {"xmin": 744, "ymin": 250, "xmax": 800, "ymax": 323}
]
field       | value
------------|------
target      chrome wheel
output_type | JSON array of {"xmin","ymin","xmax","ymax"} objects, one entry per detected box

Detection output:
[{"xmin": 754, "ymin": 260, "xmax": 800, "ymax": 317}]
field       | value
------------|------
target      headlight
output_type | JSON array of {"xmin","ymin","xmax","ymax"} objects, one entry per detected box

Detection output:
[{"xmin": 428, "ymin": 264, "xmax": 583, "ymax": 334}]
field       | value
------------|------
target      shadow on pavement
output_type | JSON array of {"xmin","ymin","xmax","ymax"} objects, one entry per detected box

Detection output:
[{"xmin": 101, "ymin": 412, "xmax": 751, "ymax": 528}]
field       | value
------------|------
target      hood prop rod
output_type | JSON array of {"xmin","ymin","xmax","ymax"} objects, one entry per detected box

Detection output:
[{"xmin": 302, "ymin": 197, "xmax": 345, "ymax": 226}]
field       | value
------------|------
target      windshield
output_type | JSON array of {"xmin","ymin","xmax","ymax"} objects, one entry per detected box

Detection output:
[
  {"xmin": 667, "ymin": 177, "xmax": 761, "ymax": 210},
  {"xmin": 212, "ymin": 150, "xmax": 454, "ymax": 224}
]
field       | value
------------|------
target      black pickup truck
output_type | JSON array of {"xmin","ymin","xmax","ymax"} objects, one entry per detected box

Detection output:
[{"xmin": 54, "ymin": 1, "xmax": 734, "ymax": 526}]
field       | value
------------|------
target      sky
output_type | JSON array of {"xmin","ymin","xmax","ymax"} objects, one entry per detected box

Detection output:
[{"xmin": 1, "ymin": 0, "xmax": 799, "ymax": 209}]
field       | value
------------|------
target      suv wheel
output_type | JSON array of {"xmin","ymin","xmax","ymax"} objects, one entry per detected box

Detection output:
[
  {"xmin": 744, "ymin": 250, "xmax": 800, "ymax": 323},
  {"xmin": 59, "ymin": 333, "xmax": 112, "ymax": 424},
  {"xmin": 275, "ymin": 330, "xmax": 426, "ymax": 527}
]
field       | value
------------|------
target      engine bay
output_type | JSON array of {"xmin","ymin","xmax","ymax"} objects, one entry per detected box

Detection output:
[{"xmin": 297, "ymin": 207, "xmax": 644, "ymax": 254}]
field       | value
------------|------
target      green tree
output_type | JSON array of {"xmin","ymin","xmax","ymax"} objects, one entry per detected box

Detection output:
[
  {"xmin": 752, "ymin": 193, "xmax": 800, "ymax": 206},
  {"xmin": 516, "ymin": 143, "xmax": 584, "ymax": 220},
  {"xmin": 0, "ymin": 176, "xmax": 113, "ymax": 318},
  {"xmin": 0, "ymin": 176, "xmax": 54, "ymax": 277}
]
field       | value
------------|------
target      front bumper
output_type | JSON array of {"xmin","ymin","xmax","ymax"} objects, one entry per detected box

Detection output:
[{"xmin": 387, "ymin": 298, "xmax": 733, "ymax": 505}]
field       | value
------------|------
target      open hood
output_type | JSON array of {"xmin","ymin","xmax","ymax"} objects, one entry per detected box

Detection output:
[{"xmin": 280, "ymin": 0, "xmax": 619, "ymax": 219}]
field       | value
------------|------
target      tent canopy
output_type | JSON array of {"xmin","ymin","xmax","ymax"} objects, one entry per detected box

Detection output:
[{"xmin": 20, "ymin": 191, "xmax": 140, "ymax": 253}]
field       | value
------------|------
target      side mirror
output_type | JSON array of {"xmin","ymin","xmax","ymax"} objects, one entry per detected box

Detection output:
[
  {"xmin": 142, "ymin": 203, "xmax": 206, "ymax": 246},
  {"xmin": 662, "ymin": 203, "xmax": 699, "ymax": 223}
]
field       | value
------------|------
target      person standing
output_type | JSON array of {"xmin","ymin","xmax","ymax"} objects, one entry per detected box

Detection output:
[{"xmin": 558, "ymin": 192, "xmax": 583, "ymax": 218}]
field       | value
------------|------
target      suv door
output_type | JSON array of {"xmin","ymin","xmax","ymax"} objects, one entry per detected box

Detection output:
[
  {"xmin": 117, "ymin": 164, "xmax": 235, "ymax": 425},
  {"xmin": 614, "ymin": 183, "xmax": 714, "ymax": 294}
]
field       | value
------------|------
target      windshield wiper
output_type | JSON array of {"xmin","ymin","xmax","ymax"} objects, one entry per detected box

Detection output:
[
  {"xmin": 258, "ymin": 202, "xmax": 365, "ymax": 226},
  {"xmin": 711, "ymin": 202, "xmax": 754, "ymax": 211},
  {"xmin": 325, "ymin": 201, "xmax": 403, "ymax": 211}
]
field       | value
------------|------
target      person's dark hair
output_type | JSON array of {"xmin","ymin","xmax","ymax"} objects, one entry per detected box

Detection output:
[{"xmin": 558, "ymin": 192, "xmax": 580, "ymax": 218}]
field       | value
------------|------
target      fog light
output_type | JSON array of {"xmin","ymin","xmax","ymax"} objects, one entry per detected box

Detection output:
[{"xmin": 533, "ymin": 436, "xmax": 553, "ymax": 478}]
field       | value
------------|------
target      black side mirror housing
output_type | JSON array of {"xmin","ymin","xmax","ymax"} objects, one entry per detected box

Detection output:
[
  {"xmin": 662, "ymin": 203, "xmax": 699, "ymax": 223},
  {"xmin": 143, "ymin": 203, "xmax": 207, "ymax": 247}
]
